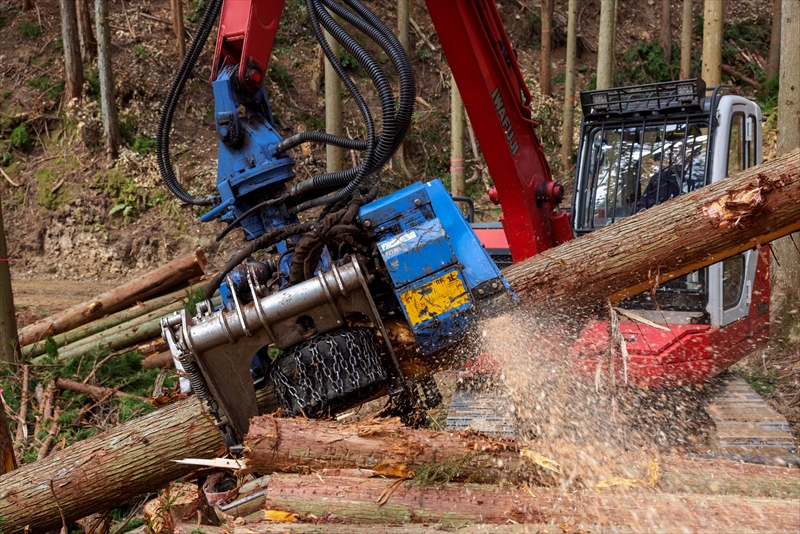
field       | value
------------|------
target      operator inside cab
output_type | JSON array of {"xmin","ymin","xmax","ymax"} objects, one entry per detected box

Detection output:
[{"xmin": 637, "ymin": 127, "xmax": 702, "ymax": 211}]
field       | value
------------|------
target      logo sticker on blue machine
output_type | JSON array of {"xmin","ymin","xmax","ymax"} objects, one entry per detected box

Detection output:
[{"xmin": 378, "ymin": 230, "xmax": 419, "ymax": 258}]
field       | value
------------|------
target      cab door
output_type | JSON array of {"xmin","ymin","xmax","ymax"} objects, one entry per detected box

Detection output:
[{"xmin": 707, "ymin": 97, "xmax": 762, "ymax": 328}]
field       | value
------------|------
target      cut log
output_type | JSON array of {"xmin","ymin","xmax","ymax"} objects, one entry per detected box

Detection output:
[
  {"xmin": 21, "ymin": 283, "xmax": 206, "ymax": 359},
  {"xmin": 0, "ymin": 389, "xmax": 278, "ymax": 534},
  {"xmin": 244, "ymin": 415, "xmax": 800, "ymax": 499},
  {"xmin": 55, "ymin": 377, "xmax": 147, "ymax": 401},
  {"xmin": 142, "ymin": 350, "xmax": 173, "ymax": 369},
  {"xmin": 18, "ymin": 248, "xmax": 206, "ymax": 346},
  {"xmin": 504, "ymin": 149, "xmax": 800, "ymax": 309},
  {"xmin": 260, "ymin": 473, "xmax": 800, "ymax": 532}
]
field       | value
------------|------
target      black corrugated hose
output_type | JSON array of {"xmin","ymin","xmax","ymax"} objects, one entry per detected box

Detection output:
[{"xmin": 156, "ymin": 0, "xmax": 222, "ymax": 206}]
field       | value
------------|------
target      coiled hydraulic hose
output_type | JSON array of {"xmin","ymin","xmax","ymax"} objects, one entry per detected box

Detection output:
[
  {"xmin": 290, "ymin": 0, "xmax": 416, "ymax": 210},
  {"xmin": 156, "ymin": 0, "xmax": 222, "ymax": 206}
]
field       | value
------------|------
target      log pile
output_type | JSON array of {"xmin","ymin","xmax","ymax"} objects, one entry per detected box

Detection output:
[{"xmin": 1, "ymin": 152, "xmax": 800, "ymax": 531}]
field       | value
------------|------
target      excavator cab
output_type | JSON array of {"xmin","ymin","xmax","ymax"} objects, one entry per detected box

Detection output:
[{"xmin": 570, "ymin": 79, "xmax": 769, "ymax": 386}]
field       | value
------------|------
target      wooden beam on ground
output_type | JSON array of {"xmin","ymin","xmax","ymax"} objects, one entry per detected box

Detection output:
[{"xmin": 17, "ymin": 248, "xmax": 206, "ymax": 346}]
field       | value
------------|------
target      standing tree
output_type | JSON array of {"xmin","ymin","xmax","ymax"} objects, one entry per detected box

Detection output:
[
  {"xmin": 680, "ymin": 0, "xmax": 693, "ymax": 79},
  {"xmin": 396, "ymin": 0, "xmax": 411, "ymax": 178},
  {"xmin": 701, "ymin": 0, "xmax": 724, "ymax": 86},
  {"xmin": 768, "ymin": 0, "xmax": 781, "ymax": 80},
  {"xmin": 0, "ymin": 409, "xmax": 15, "ymax": 475},
  {"xmin": 596, "ymin": 0, "xmax": 616, "ymax": 89},
  {"xmin": 60, "ymin": 0, "xmax": 84, "ymax": 103},
  {"xmin": 541, "ymin": 0, "xmax": 554, "ymax": 96},
  {"xmin": 324, "ymin": 27, "xmax": 343, "ymax": 173},
  {"xmin": 560, "ymin": 0, "xmax": 578, "ymax": 171},
  {"xmin": 95, "ymin": 0, "xmax": 121, "ymax": 160},
  {"xmin": 171, "ymin": 0, "xmax": 186, "ymax": 60},
  {"xmin": 772, "ymin": 0, "xmax": 800, "ymax": 341},
  {"xmin": 76, "ymin": 0, "xmax": 96, "ymax": 61},
  {"xmin": 22, "ymin": 0, "xmax": 32, "ymax": 11},
  {"xmin": 450, "ymin": 72, "xmax": 465, "ymax": 197},
  {"xmin": 662, "ymin": 0, "xmax": 672, "ymax": 65},
  {"xmin": 0, "ymin": 200, "xmax": 19, "ymax": 365}
]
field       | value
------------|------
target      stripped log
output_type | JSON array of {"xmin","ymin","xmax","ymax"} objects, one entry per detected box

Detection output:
[
  {"xmin": 261, "ymin": 474, "xmax": 800, "ymax": 532},
  {"xmin": 504, "ymin": 148, "xmax": 800, "ymax": 309},
  {"xmin": 0, "ymin": 388, "xmax": 278, "ymax": 534},
  {"xmin": 55, "ymin": 377, "xmax": 147, "ymax": 401},
  {"xmin": 244, "ymin": 416, "xmax": 800, "ymax": 499},
  {"xmin": 21, "ymin": 283, "xmax": 205, "ymax": 359},
  {"xmin": 18, "ymin": 248, "xmax": 206, "ymax": 346}
]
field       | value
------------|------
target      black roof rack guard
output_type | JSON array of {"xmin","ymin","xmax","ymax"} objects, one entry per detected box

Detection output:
[{"xmin": 580, "ymin": 78, "xmax": 710, "ymax": 120}]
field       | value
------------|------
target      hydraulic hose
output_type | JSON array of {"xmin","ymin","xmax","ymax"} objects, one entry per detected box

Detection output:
[
  {"xmin": 275, "ymin": 131, "xmax": 368, "ymax": 154},
  {"xmin": 290, "ymin": 0, "xmax": 416, "ymax": 210},
  {"xmin": 156, "ymin": 0, "xmax": 222, "ymax": 206}
]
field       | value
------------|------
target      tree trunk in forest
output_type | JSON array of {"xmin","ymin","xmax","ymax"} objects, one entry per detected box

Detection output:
[
  {"xmin": 768, "ymin": 0, "xmax": 781, "ymax": 80},
  {"xmin": 95, "ymin": 0, "xmax": 121, "ymax": 161},
  {"xmin": 680, "ymin": 0, "xmax": 693, "ymax": 78},
  {"xmin": 18, "ymin": 248, "xmax": 206, "ymax": 346},
  {"xmin": 324, "ymin": 27, "xmax": 343, "ymax": 173},
  {"xmin": 701, "ymin": 0, "xmax": 724, "ymax": 86},
  {"xmin": 0, "ymin": 199, "xmax": 18, "ymax": 364},
  {"xmin": 76, "ymin": 0, "xmax": 96, "ymax": 61},
  {"xmin": 771, "ymin": 0, "xmax": 800, "ymax": 342},
  {"xmin": 662, "ymin": 0, "xmax": 672, "ymax": 64},
  {"xmin": 171, "ymin": 0, "xmax": 186, "ymax": 60},
  {"xmin": 60, "ymin": 0, "xmax": 84, "ymax": 104},
  {"xmin": 450, "ymin": 72, "xmax": 466, "ymax": 197},
  {"xmin": 0, "ymin": 410, "xmax": 16, "ymax": 475},
  {"xmin": 505, "ymin": 149, "xmax": 800, "ymax": 310},
  {"xmin": 395, "ymin": 0, "xmax": 411, "ymax": 179},
  {"xmin": 540, "ymin": 0, "xmax": 553, "ymax": 96},
  {"xmin": 595, "ymin": 0, "xmax": 616, "ymax": 89},
  {"xmin": 21, "ymin": 0, "xmax": 32, "ymax": 11},
  {"xmin": 560, "ymin": 0, "xmax": 577, "ymax": 171},
  {"xmin": 260, "ymin": 473, "xmax": 800, "ymax": 531}
]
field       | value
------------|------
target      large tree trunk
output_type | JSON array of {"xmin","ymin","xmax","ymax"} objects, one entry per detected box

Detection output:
[
  {"xmin": 18, "ymin": 248, "xmax": 206, "ymax": 346},
  {"xmin": 540, "ymin": 0, "xmax": 553, "ymax": 96},
  {"xmin": 450, "ymin": 72, "xmax": 466, "ymax": 197},
  {"xmin": 701, "ymin": 0, "xmax": 724, "ymax": 86},
  {"xmin": 259, "ymin": 473, "xmax": 800, "ymax": 531},
  {"xmin": 60, "ymin": 0, "xmax": 84, "ymax": 103},
  {"xmin": 680, "ymin": 0, "xmax": 693, "ymax": 78},
  {"xmin": 771, "ymin": 0, "xmax": 800, "ymax": 342},
  {"xmin": 395, "ymin": 0, "xmax": 411, "ymax": 179},
  {"xmin": 662, "ymin": 0, "xmax": 672, "ymax": 64},
  {"xmin": 768, "ymin": 0, "xmax": 781, "ymax": 80},
  {"xmin": 76, "ymin": 0, "xmax": 96, "ymax": 61},
  {"xmin": 0, "ymin": 196, "xmax": 18, "ymax": 364},
  {"xmin": 95, "ymin": 0, "xmax": 121, "ymax": 161},
  {"xmin": 560, "ymin": 0, "xmax": 578, "ymax": 171},
  {"xmin": 171, "ymin": 0, "xmax": 186, "ymax": 59},
  {"xmin": 324, "ymin": 27, "xmax": 343, "ymax": 173},
  {"xmin": 505, "ymin": 149, "xmax": 800, "ymax": 310},
  {"xmin": 595, "ymin": 0, "xmax": 616, "ymax": 89}
]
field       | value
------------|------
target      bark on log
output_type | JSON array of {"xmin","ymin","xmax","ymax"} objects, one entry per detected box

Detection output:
[
  {"xmin": 504, "ymin": 149, "xmax": 800, "ymax": 309},
  {"xmin": 244, "ymin": 416, "xmax": 800, "ymax": 499},
  {"xmin": 55, "ymin": 377, "xmax": 146, "ymax": 401},
  {"xmin": 142, "ymin": 350, "xmax": 173, "ymax": 369},
  {"xmin": 18, "ymin": 248, "xmax": 206, "ymax": 346},
  {"xmin": 0, "ymin": 389, "xmax": 278, "ymax": 533},
  {"xmin": 261, "ymin": 474, "xmax": 800, "ymax": 532},
  {"xmin": 21, "ymin": 283, "xmax": 205, "ymax": 359}
]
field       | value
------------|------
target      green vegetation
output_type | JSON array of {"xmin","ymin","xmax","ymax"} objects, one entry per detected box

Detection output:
[
  {"xmin": 298, "ymin": 111, "xmax": 325, "ymax": 131},
  {"xmin": 186, "ymin": 0, "xmax": 207, "ymax": 23},
  {"xmin": 184, "ymin": 286, "xmax": 206, "ymax": 316},
  {"xmin": 27, "ymin": 74, "xmax": 65, "ymax": 101},
  {"xmin": 736, "ymin": 367, "xmax": 779, "ymax": 396},
  {"xmin": 8, "ymin": 123, "xmax": 30, "ymax": 150},
  {"xmin": 34, "ymin": 167, "xmax": 71, "ymax": 210},
  {"xmin": 96, "ymin": 168, "xmax": 167, "ymax": 222},
  {"xmin": 54, "ymin": 37, "xmax": 63, "ymax": 51},
  {"xmin": 18, "ymin": 21, "xmax": 40, "ymax": 38},
  {"xmin": 413, "ymin": 454, "xmax": 475, "ymax": 488},
  {"xmin": 133, "ymin": 44, "xmax": 150, "ymax": 61},
  {"xmin": 85, "ymin": 67, "xmax": 101, "ymax": 100},
  {"xmin": 268, "ymin": 63, "xmax": 292, "ymax": 87},
  {"xmin": 616, "ymin": 41, "xmax": 680, "ymax": 86},
  {"xmin": 553, "ymin": 72, "xmax": 566, "ymax": 85},
  {"xmin": 130, "ymin": 135, "xmax": 156, "ymax": 154}
]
